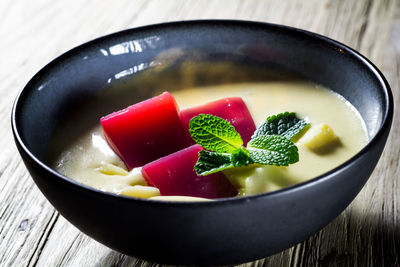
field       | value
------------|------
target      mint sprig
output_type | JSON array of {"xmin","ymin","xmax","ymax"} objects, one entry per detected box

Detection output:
[
  {"xmin": 190, "ymin": 112, "xmax": 307, "ymax": 176},
  {"xmin": 252, "ymin": 112, "xmax": 310, "ymax": 142}
]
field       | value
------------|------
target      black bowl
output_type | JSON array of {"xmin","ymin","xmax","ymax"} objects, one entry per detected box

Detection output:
[{"xmin": 12, "ymin": 20, "xmax": 393, "ymax": 266}]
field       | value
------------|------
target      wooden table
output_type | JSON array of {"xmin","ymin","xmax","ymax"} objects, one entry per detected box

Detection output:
[{"xmin": 1, "ymin": 0, "xmax": 399, "ymax": 266}]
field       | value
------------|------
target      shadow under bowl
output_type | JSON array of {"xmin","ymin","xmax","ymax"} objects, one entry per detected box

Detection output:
[{"xmin": 12, "ymin": 20, "xmax": 393, "ymax": 266}]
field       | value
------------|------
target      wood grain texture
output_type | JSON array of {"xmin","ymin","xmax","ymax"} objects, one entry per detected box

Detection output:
[{"xmin": 0, "ymin": 0, "xmax": 399, "ymax": 266}]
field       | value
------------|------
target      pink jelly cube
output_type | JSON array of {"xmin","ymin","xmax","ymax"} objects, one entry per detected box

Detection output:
[
  {"xmin": 101, "ymin": 92, "xmax": 190, "ymax": 169},
  {"xmin": 142, "ymin": 145, "xmax": 237, "ymax": 199},
  {"xmin": 180, "ymin": 97, "xmax": 256, "ymax": 145}
]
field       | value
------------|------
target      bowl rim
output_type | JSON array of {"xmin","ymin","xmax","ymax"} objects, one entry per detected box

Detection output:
[{"xmin": 11, "ymin": 19, "xmax": 394, "ymax": 207}]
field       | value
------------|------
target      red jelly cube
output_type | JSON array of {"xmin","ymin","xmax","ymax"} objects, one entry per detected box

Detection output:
[
  {"xmin": 180, "ymin": 97, "xmax": 256, "ymax": 145},
  {"xmin": 101, "ymin": 92, "xmax": 190, "ymax": 169},
  {"xmin": 142, "ymin": 145, "xmax": 237, "ymax": 199}
]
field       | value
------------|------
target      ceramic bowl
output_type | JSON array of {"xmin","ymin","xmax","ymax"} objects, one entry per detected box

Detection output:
[{"xmin": 12, "ymin": 20, "xmax": 393, "ymax": 266}]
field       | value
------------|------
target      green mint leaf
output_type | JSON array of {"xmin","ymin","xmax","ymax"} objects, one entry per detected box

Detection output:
[
  {"xmin": 189, "ymin": 114, "xmax": 243, "ymax": 153},
  {"xmin": 194, "ymin": 148, "xmax": 253, "ymax": 176},
  {"xmin": 247, "ymin": 135, "xmax": 299, "ymax": 166},
  {"xmin": 194, "ymin": 150, "xmax": 234, "ymax": 175},
  {"xmin": 252, "ymin": 112, "xmax": 310, "ymax": 142},
  {"xmin": 231, "ymin": 148, "xmax": 253, "ymax": 167}
]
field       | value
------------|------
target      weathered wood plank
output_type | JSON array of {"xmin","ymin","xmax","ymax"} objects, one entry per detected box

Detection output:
[{"xmin": 0, "ymin": 0, "xmax": 398, "ymax": 266}]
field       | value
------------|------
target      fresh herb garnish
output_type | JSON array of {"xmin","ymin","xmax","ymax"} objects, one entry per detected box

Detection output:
[
  {"xmin": 251, "ymin": 112, "xmax": 310, "ymax": 142},
  {"xmin": 190, "ymin": 112, "xmax": 309, "ymax": 175}
]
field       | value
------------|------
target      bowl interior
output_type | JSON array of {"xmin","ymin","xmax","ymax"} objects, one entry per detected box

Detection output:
[{"xmin": 15, "ymin": 21, "xmax": 388, "ymax": 171}]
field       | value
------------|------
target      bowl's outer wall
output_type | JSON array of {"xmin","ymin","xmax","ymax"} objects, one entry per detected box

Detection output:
[{"xmin": 13, "ymin": 21, "xmax": 393, "ymax": 265}]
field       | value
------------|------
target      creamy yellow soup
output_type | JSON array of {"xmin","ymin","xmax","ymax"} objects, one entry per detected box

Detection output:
[{"xmin": 52, "ymin": 82, "xmax": 368, "ymax": 200}]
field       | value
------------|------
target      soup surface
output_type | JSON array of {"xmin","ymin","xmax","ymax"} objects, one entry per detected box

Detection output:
[{"xmin": 52, "ymin": 82, "xmax": 368, "ymax": 199}]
